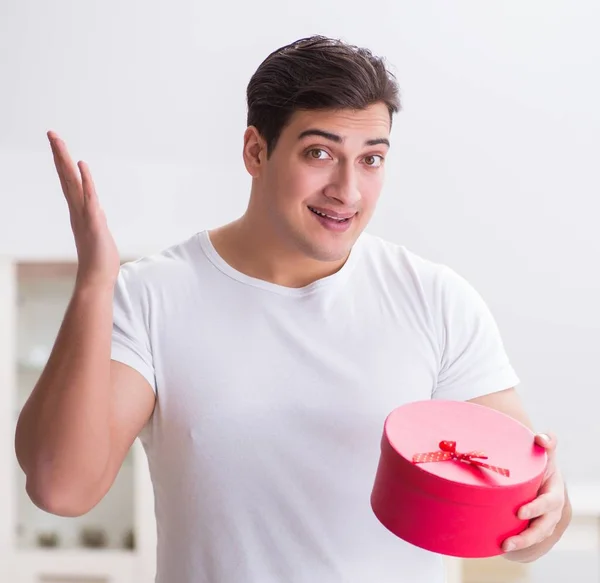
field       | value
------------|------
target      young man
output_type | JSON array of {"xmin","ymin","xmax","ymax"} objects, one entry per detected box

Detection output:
[{"xmin": 16, "ymin": 36, "xmax": 570, "ymax": 582}]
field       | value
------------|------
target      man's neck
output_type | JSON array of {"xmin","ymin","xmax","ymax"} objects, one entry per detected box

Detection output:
[{"xmin": 208, "ymin": 217, "xmax": 348, "ymax": 289}]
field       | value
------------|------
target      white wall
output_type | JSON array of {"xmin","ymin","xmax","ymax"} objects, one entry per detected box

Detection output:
[{"xmin": 1, "ymin": 0, "xmax": 599, "ymax": 487}]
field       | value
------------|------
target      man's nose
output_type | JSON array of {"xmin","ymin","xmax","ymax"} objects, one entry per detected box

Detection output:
[{"xmin": 324, "ymin": 163, "xmax": 360, "ymax": 206}]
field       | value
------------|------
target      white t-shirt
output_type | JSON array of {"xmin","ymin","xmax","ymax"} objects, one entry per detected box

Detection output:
[{"xmin": 111, "ymin": 230, "xmax": 519, "ymax": 583}]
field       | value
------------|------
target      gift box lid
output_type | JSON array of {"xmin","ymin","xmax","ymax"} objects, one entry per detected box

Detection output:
[{"xmin": 382, "ymin": 399, "xmax": 547, "ymax": 504}]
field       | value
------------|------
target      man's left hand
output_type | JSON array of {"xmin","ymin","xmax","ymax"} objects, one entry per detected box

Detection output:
[{"xmin": 502, "ymin": 433, "xmax": 567, "ymax": 560}]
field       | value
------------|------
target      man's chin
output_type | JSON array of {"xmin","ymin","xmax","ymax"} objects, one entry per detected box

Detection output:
[{"xmin": 299, "ymin": 237, "xmax": 355, "ymax": 264}]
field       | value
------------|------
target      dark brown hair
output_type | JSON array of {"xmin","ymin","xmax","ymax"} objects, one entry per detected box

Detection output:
[{"xmin": 246, "ymin": 36, "xmax": 401, "ymax": 156}]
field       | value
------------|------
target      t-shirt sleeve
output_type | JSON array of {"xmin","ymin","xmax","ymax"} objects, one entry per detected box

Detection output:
[
  {"xmin": 432, "ymin": 266, "xmax": 519, "ymax": 401},
  {"xmin": 111, "ymin": 263, "xmax": 157, "ymax": 393}
]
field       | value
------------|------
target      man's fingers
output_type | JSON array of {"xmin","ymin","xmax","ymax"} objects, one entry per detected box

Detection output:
[
  {"xmin": 78, "ymin": 161, "xmax": 98, "ymax": 211},
  {"xmin": 55, "ymin": 140, "xmax": 81, "ymax": 197},
  {"xmin": 503, "ymin": 512, "xmax": 560, "ymax": 552},
  {"xmin": 518, "ymin": 489, "xmax": 564, "ymax": 520},
  {"xmin": 535, "ymin": 433, "xmax": 557, "ymax": 452},
  {"xmin": 48, "ymin": 131, "xmax": 83, "ymax": 208},
  {"xmin": 48, "ymin": 133, "xmax": 71, "ymax": 201}
]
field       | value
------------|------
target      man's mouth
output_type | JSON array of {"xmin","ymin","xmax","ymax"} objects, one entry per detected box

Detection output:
[{"xmin": 307, "ymin": 206, "xmax": 355, "ymax": 223}]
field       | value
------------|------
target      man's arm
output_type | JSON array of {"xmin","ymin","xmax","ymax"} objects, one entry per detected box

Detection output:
[
  {"xmin": 14, "ymin": 132, "xmax": 156, "ymax": 517},
  {"xmin": 468, "ymin": 388, "xmax": 572, "ymax": 563},
  {"xmin": 15, "ymin": 285, "xmax": 156, "ymax": 517}
]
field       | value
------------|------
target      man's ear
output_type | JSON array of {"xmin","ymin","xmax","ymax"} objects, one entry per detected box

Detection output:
[{"xmin": 243, "ymin": 126, "xmax": 268, "ymax": 178}]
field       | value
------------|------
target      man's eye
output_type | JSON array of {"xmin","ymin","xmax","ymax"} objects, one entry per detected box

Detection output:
[
  {"xmin": 308, "ymin": 149, "xmax": 330, "ymax": 160},
  {"xmin": 364, "ymin": 155, "xmax": 384, "ymax": 167}
]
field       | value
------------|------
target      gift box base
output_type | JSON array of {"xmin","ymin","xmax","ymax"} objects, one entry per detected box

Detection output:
[{"xmin": 370, "ymin": 452, "xmax": 541, "ymax": 558}]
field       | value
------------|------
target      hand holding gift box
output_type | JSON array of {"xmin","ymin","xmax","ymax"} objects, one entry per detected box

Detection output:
[
  {"xmin": 370, "ymin": 399, "xmax": 553, "ymax": 558},
  {"xmin": 501, "ymin": 430, "xmax": 567, "ymax": 560}
]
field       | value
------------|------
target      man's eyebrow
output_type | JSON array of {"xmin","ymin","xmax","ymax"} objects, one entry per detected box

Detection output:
[
  {"xmin": 365, "ymin": 137, "xmax": 390, "ymax": 147},
  {"xmin": 298, "ymin": 129, "xmax": 390, "ymax": 148},
  {"xmin": 298, "ymin": 129, "xmax": 342, "ymax": 143}
]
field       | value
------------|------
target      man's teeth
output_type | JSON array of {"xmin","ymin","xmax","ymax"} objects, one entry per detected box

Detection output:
[{"xmin": 309, "ymin": 207, "xmax": 349, "ymax": 221}]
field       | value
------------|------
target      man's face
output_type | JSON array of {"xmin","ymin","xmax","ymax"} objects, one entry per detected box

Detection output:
[{"xmin": 248, "ymin": 102, "xmax": 391, "ymax": 263}]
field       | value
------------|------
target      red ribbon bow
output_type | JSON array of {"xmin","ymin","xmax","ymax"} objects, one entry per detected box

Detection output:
[{"xmin": 412, "ymin": 440, "xmax": 510, "ymax": 477}]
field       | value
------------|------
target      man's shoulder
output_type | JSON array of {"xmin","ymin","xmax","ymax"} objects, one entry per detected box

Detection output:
[
  {"xmin": 358, "ymin": 231, "xmax": 452, "ymax": 285},
  {"xmin": 117, "ymin": 231, "xmax": 204, "ymax": 291},
  {"xmin": 358, "ymin": 232, "xmax": 488, "ymax": 323}
]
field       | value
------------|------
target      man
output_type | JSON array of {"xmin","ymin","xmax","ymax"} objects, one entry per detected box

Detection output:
[{"xmin": 15, "ymin": 36, "xmax": 570, "ymax": 582}]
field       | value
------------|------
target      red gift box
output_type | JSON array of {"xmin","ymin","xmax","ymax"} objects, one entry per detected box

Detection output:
[{"xmin": 370, "ymin": 399, "xmax": 547, "ymax": 558}]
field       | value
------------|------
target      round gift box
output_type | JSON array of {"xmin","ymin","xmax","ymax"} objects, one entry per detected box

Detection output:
[{"xmin": 370, "ymin": 399, "xmax": 547, "ymax": 558}]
